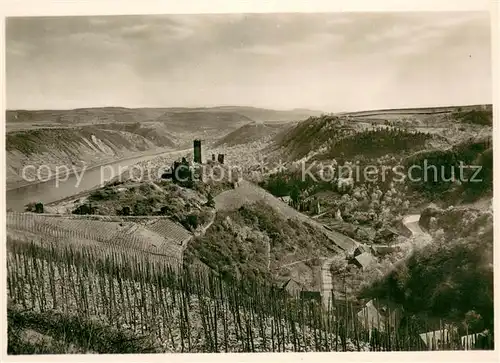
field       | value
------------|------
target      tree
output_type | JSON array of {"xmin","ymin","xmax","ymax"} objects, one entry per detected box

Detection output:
[
  {"xmin": 290, "ymin": 186, "xmax": 301, "ymax": 207},
  {"xmin": 34, "ymin": 202, "xmax": 44, "ymax": 213},
  {"xmin": 206, "ymin": 192, "xmax": 215, "ymax": 208},
  {"xmin": 463, "ymin": 310, "xmax": 484, "ymax": 333}
]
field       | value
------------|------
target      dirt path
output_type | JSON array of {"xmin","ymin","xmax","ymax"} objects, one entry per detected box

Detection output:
[
  {"xmin": 319, "ymin": 213, "xmax": 432, "ymax": 307},
  {"xmin": 320, "ymin": 257, "xmax": 337, "ymax": 307},
  {"xmin": 193, "ymin": 211, "xmax": 216, "ymax": 238},
  {"xmin": 280, "ymin": 258, "xmax": 317, "ymax": 269}
]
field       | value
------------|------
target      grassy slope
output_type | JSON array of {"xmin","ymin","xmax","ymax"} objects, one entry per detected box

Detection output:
[
  {"xmin": 404, "ymin": 138, "xmax": 493, "ymax": 203},
  {"xmin": 185, "ymin": 201, "xmax": 336, "ymax": 284},
  {"xmin": 274, "ymin": 115, "xmax": 444, "ymax": 162},
  {"xmin": 154, "ymin": 110, "xmax": 254, "ymax": 133},
  {"xmin": 215, "ymin": 123, "xmax": 284, "ymax": 147},
  {"xmin": 6, "ymin": 124, "xmax": 177, "ymax": 188},
  {"xmin": 6, "ymin": 124, "xmax": 175, "ymax": 156},
  {"xmin": 364, "ymin": 206, "xmax": 493, "ymax": 332},
  {"xmin": 8, "ymin": 308, "xmax": 159, "ymax": 354}
]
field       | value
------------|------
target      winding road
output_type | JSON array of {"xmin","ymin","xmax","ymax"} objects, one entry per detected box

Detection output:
[
  {"xmin": 402, "ymin": 214, "xmax": 425, "ymax": 236},
  {"xmin": 401, "ymin": 213, "xmax": 432, "ymax": 248},
  {"xmin": 320, "ymin": 213, "xmax": 431, "ymax": 307}
]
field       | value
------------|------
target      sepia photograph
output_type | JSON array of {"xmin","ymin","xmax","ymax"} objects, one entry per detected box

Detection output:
[{"xmin": 3, "ymin": 5, "xmax": 495, "ymax": 356}]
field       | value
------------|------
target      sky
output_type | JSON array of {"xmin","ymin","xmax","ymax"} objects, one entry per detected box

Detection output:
[{"xmin": 6, "ymin": 12, "xmax": 492, "ymax": 112}]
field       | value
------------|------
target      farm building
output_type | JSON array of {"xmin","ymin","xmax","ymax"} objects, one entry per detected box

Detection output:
[
  {"xmin": 460, "ymin": 330, "xmax": 491, "ymax": 350},
  {"xmin": 357, "ymin": 299, "xmax": 403, "ymax": 333},
  {"xmin": 375, "ymin": 226, "xmax": 401, "ymax": 243},
  {"xmin": 353, "ymin": 244, "xmax": 371, "ymax": 257},
  {"xmin": 352, "ymin": 252, "xmax": 375, "ymax": 270},
  {"xmin": 419, "ymin": 329, "xmax": 454, "ymax": 350}
]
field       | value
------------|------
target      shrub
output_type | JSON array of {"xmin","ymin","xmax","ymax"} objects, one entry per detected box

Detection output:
[
  {"xmin": 132, "ymin": 201, "xmax": 150, "ymax": 216},
  {"xmin": 182, "ymin": 214, "xmax": 199, "ymax": 230},
  {"xmin": 89, "ymin": 187, "xmax": 117, "ymax": 201}
]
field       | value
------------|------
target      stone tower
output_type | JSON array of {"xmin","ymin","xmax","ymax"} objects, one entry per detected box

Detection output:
[{"xmin": 193, "ymin": 139, "xmax": 202, "ymax": 164}]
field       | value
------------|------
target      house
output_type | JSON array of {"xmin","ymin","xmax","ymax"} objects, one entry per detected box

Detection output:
[
  {"xmin": 279, "ymin": 278, "xmax": 303, "ymax": 296},
  {"xmin": 323, "ymin": 228, "xmax": 358, "ymax": 254},
  {"xmin": 352, "ymin": 252, "xmax": 375, "ymax": 270},
  {"xmin": 354, "ymin": 244, "xmax": 371, "ymax": 257},
  {"xmin": 419, "ymin": 329, "xmax": 454, "ymax": 350},
  {"xmin": 357, "ymin": 299, "xmax": 403, "ymax": 333},
  {"xmin": 375, "ymin": 227, "xmax": 401, "ymax": 244},
  {"xmin": 461, "ymin": 330, "xmax": 490, "ymax": 350}
]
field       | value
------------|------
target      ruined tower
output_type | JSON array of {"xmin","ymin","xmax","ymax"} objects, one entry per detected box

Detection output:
[{"xmin": 193, "ymin": 139, "xmax": 202, "ymax": 164}]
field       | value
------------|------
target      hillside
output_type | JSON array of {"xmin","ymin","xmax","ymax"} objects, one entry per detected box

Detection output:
[
  {"xmin": 214, "ymin": 122, "xmax": 287, "ymax": 147},
  {"xmin": 94, "ymin": 122, "xmax": 177, "ymax": 144},
  {"xmin": 185, "ymin": 201, "xmax": 339, "ymax": 287},
  {"xmin": 7, "ymin": 105, "xmax": 318, "ymax": 131},
  {"xmin": 274, "ymin": 114, "xmax": 445, "ymax": 161},
  {"xmin": 274, "ymin": 115, "xmax": 360, "ymax": 161},
  {"xmin": 404, "ymin": 138, "xmax": 493, "ymax": 203},
  {"xmin": 154, "ymin": 110, "xmax": 254, "ymax": 133},
  {"xmin": 338, "ymin": 104, "xmax": 491, "ymax": 119},
  {"xmin": 6, "ymin": 124, "xmax": 176, "ymax": 189},
  {"xmin": 6, "ymin": 107, "xmax": 167, "ymax": 125},
  {"xmin": 364, "ymin": 204, "xmax": 493, "ymax": 334},
  {"xmin": 207, "ymin": 106, "xmax": 323, "ymax": 122}
]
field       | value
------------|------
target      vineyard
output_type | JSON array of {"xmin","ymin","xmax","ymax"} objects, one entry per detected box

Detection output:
[
  {"xmin": 8, "ymin": 234, "xmax": 488, "ymax": 353},
  {"xmin": 6, "ymin": 212, "xmax": 188, "ymax": 262}
]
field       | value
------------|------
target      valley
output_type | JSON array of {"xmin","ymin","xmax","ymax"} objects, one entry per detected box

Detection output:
[{"xmin": 6, "ymin": 104, "xmax": 494, "ymax": 353}]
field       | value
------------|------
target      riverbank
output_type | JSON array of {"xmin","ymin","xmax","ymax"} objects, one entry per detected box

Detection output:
[
  {"xmin": 6, "ymin": 147, "xmax": 180, "ymax": 192},
  {"xmin": 6, "ymin": 148, "xmax": 191, "ymax": 212}
]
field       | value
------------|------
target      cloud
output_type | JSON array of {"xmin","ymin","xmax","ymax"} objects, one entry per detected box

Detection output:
[{"xmin": 6, "ymin": 12, "xmax": 492, "ymax": 110}]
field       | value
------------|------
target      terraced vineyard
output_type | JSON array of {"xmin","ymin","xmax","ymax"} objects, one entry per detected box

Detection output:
[
  {"xmin": 6, "ymin": 213, "xmax": 186, "ymax": 262},
  {"xmin": 146, "ymin": 219, "xmax": 193, "ymax": 247}
]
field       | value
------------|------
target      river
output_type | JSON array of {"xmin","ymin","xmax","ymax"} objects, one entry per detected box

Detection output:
[{"xmin": 6, "ymin": 149, "xmax": 190, "ymax": 212}]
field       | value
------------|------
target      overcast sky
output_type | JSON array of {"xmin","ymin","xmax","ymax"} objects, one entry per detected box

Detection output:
[{"xmin": 6, "ymin": 12, "xmax": 492, "ymax": 112}]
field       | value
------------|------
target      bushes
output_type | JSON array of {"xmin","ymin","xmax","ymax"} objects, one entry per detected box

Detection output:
[
  {"xmin": 453, "ymin": 109, "xmax": 492, "ymax": 126},
  {"xmin": 8, "ymin": 309, "xmax": 159, "ymax": 354},
  {"xmin": 405, "ymin": 139, "xmax": 492, "ymax": 202},
  {"xmin": 133, "ymin": 201, "xmax": 150, "ymax": 216},
  {"xmin": 365, "ymin": 207, "xmax": 493, "ymax": 333},
  {"xmin": 322, "ymin": 128, "xmax": 433, "ymax": 160},
  {"xmin": 116, "ymin": 206, "xmax": 131, "ymax": 216},
  {"xmin": 182, "ymin": 214, "xmax": 199, "ymax": 230},
  {"xmin": 206, "ymin": 192, "xmax": 215, "ymax": 208},
  {"xmin": 89, "ymin": 187, "xmax": 117, "ymax": 202},
  {"xmin": 72, "ymin": 203, "xmax": 97, "ymax": 215},
  {"xmin": 25, "ymin": 202, "xmax": 44, "ymax": 213}
]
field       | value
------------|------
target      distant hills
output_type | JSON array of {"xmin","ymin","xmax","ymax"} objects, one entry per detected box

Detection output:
[
  {"xmin": 272, "ymin": 104, "xmax": 492, "ymax": 161},
  {"xmin": 6, "ymin": 106, "xmax": 324, "ymax": 128},
  {"xmin": 215, "ymin": 122, "xmax": 290, "ymax": 147},
  {"xmin": 154, "ymin": 110, "xmax": 254, "ymax": 133},
  {"xmin": 202, "ymin": 106, "xmax": 324, "ymax": 122}
]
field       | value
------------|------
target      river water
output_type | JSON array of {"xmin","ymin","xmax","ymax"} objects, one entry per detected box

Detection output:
[{"xmin": 6, "ymin": 149, "xmax": 188, "ymax": 212}]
